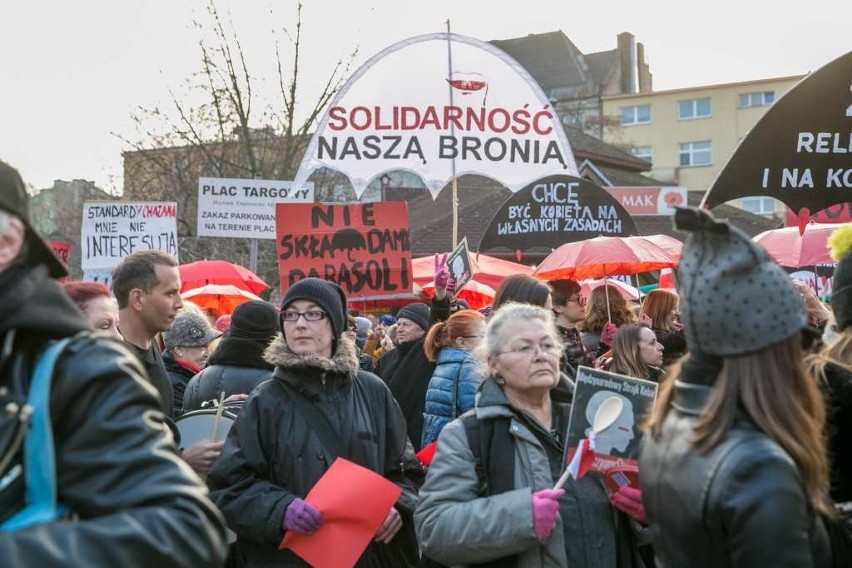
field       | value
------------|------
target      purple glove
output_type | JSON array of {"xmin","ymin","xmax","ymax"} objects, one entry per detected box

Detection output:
[
  {"xmin": 283, "ymin": 498, "xmax": 323, "ymax": 535},
  {"xmin": 445, "ymin": 277, "xmax": 457, "ymax": 298},
  {"xmin": 600, "ymin": 322, "xmax": 618, "ymax": 347},
  {"xmin": 434, "ymin": 253, "xmax": 450, "ymax": 289},
  {"xmin": 531, "ymin": 488, "xmax": 564, "ymax": 540},
  {"xmin": 608, "ymin": 486, "xmax": 646, "ymax": 524}
]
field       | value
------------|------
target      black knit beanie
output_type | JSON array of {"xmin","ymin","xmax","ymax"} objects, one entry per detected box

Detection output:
[
  {"xmin": 674, "ymin": 206, "xmax": 806, "ymax": 356},
  {"xmin": 829, "ymin": 224, "xmax": 852, "ymax": 331},
  {"xmin": 397, "ymin": 302, "xmax": 431, "ymax": 332},
  {"xmin": 280, "ymin": 278, "xmax": 347, "ymax": 340},
  {"xmin": 229, "ymin": 300, "xmax": 279, "ymax": 341}
]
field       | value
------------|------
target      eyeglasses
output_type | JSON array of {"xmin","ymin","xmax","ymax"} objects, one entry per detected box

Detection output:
[
  {"xmin": 347, "ymin": 326, "xmax": 357, "ymax": 332},
  {"xmin": 497, "ymin": 343, "xmax": 561, "ymax": 358},
  {"xmin": 281, "ymin": 310, "xmax": 327, "ymax": 323},
  {"xmin": 568, "ymin": 295, "xmax": 587, "ymax": 307}
]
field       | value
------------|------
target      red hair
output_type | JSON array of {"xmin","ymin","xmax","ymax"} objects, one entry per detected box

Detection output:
[
  {"xmin": 423, "ymin": 309, "xmax": 485, "ymax": 362},
  {"xmin": 62, "ymin": 280, "xmax": 112, "ymax": 311}
]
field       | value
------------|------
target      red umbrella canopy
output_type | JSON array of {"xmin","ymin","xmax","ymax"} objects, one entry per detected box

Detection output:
[
  {"xmin": 533, "ymin": 235, "xmax": 681, "ymax": 281},
  {"xmin": 178, "ymin": 260, "xmax": 270, "ymax": 296},
  {"xmin": 181, "ymin": 284, "xmax": 263, "ymax": 316},
  {"xmin": 412, "ymin": 253, "xmax": 533, "ymax": 290},
  {"xmin": 752, "ymin": 223, "xmax": 839, "ymax": 268},
  {"xmin": 422, "ymin": 279, "xmax": 496, "ymax": 310}
]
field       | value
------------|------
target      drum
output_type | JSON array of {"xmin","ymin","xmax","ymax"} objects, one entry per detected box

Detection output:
[{"xmin": 175, "ymin": 408, "xmax": 237, "ymax": 450}]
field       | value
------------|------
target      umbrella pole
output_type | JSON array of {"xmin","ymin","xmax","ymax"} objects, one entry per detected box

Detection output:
[{"xmin": 604, "ymin": 277, "xmax": 612, "ymax": 323}]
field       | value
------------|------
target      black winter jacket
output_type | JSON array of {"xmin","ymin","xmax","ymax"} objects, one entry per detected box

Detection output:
[
  {"xmin": 0, "ymin": 265, "xmax": 228, "ymax": 567},
  {"xmin": 208, "ymin": 335, "xmax": 423, "ymax": 567},
  {"xmin": 639, "ymin": 379, "xmax": 831, "ymax": 567},
  {"xmin": 823, "ymin": 361, "xmax": 852, "ymax": 504},
  {"xmin": 163, "ymin": 353, "xmax": 198, "ymax": 416},
  {"xmin": 181, "ymin": 335, "xmax": 274, "ymax": 414}
]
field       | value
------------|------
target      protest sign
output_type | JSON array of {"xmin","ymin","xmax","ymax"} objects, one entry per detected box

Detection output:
[
  {"xmin": 279, "ymin": 458, "xmax": 402, "ymax": 567},
  {"xmin": 702, "ymin": 51, "xmax": 852, "ymax": 221},
  {"xmin": 275, "ymin": 202, "xmax": 412, "ymax": 299},
  {"xmin": 446, "ymin": 237, "xmax": 473, "ymax": 292},
  {"xmin": 292, "ymin": 33, "xmax": 578, "ymax": 198},
  {"xmin": 478, "ymin": 174, "xmax": 637, "ymax": 256},
  {"xmin": 197, "ymin": 177, "xmax": 314, "ymax": 239},
  {"xmin": 47, "ymin": 241, "xmax": 71, "ymax": 269},
  {"xmin": 81, "ymin": 201, "xmax": 178, "ymax": 270},
  {"xmin": 564, "ymin": 366, "xmax": 658, "ymax": 490}
]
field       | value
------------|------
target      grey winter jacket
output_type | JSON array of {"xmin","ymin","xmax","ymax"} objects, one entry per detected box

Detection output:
[{"xmin": 416, "ymin": 377, "xmax": 639, "ymax": 568}]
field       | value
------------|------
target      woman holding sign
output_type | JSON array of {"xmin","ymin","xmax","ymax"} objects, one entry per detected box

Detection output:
[
  {"xmin": 208, "ymin": 278, "xmax": 423, "ymax": 567},
  {"xmin": 415, "ymin": 303, "xmax": 644, "ymax": 567}
]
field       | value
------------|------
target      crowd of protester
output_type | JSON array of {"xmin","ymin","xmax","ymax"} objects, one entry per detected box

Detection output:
[{"xmin": 3, "ymin": 154, "xmax": 852, "ymax": 567}]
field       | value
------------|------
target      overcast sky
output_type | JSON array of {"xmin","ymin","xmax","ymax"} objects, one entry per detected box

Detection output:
[{"xmin": 1, "ymin": 0, "xmax": 849, "ymax": 193}]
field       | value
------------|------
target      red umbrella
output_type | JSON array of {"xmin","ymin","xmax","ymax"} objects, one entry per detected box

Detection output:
[
  {"xmin": 422, "ymin": 279, "xmax": 496, "ymax": 310},
  {"xmin": 412, "ymin": 253, "xmax": 533, "ymax": 291},
  {"xmin": 533, "ymin": 235, "xmax": 681, "ymax": 281},
  {"xmin": 752, "ymin": 223, "xmax": 838, "ymax": 268},
  {"xmin": 182, "ymin": 284, "xmax": 263, "ymax": 316},
  {"xmin": 179, "ymin": 260, "xmax": 270, "ymax": 296}
]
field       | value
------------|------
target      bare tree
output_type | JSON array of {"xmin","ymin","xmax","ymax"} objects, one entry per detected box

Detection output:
[{"xmin": 118, "ymin": 0, "xmax": 356, "ymax": 292}]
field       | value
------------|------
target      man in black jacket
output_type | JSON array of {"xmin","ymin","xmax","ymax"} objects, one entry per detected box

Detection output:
[{"xmin": 0, "ymin": 160, "xmax": 228, "ymax": 566}]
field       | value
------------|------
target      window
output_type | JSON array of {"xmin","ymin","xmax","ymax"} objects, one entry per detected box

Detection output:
[
  {"xmin": 738, "ymin": 91, "xmax": 775, "ymax": 108},
  {"xmin": 620, "ymin": 104, "xmax": 651, "ymax": 126},
  {"xmin": 630, "ymin": 146, "xmax": 653, "ymax": 162},
  {"xmin": 678, "ymin": 97, "xmax": 711, "ymax": 120},
  {"xmin": 741, "ymin": 197, "xmax": 777, "ymax": 215},
  {"xmin": 678, "ymin": 141, "xmax": 712, "ymax": 167}
]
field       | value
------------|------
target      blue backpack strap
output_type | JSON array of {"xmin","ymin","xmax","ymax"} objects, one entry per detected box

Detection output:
[{"xmin": 1, "ymin": 337, "xmax": 73, "ymax": 531}]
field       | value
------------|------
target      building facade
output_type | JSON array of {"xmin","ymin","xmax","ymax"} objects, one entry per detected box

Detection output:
[{"xmin": 601, "ymin": 75, "xmax": 803, "ymax": 216}]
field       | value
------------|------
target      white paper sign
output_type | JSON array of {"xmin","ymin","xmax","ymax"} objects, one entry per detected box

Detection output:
[
  {"xmin": 292, "ymin": 33, "xmax": 578, "ymax": 198},
  {"xmin": 197, "ymin": 177, "xmax": 314, "ymax": 239},
  {"xmin": 81, "ymin": 201, "xmax": 178, "ymax": 270}
]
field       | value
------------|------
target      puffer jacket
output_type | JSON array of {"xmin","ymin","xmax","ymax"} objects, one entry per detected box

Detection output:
[
  {"xmin": 0, "ymin": 265, "xmax": 228, "ymax": 567},
  {"xmin": 181, "ymin": 335, "xmax": 274, "ymax": 414},
  {"xmin": 415, "ymin": 377, "xmax": 642, "ymax": 568},
  {"xmin": 420, "ymin": 347, "xmax": 483, "ymax": 448},
  {"xmin": 207, "ymin": 335, "xmax": 424, "ymax": 567},
  {"xmin": 639, "ymin": 379, "xmax": 832, "ymax": 567}
]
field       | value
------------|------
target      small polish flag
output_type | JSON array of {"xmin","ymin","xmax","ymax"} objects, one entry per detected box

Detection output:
[
  {"xmin": 566, "ymin": 437, "xmax": 596, "ymax": 480},
  {"xmin": 659, "ymin": 268, "xmax": 675, "ymax": 289}
]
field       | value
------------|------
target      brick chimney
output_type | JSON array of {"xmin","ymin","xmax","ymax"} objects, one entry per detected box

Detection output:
[{"xmin": 617, "ymin": 32, "xmax": 637, "ymax": 93}]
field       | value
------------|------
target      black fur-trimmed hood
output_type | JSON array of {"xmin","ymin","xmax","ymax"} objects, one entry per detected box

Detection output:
[{"xmin": 264, "ymin": 334, "xmax": 360, "ymax": 376}]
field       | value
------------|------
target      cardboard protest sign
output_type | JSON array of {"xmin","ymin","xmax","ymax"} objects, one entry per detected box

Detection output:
[
  {"xmin": 478, "ymin": 174, "xmax": 637, "ymax": 256},
  {"xmin": 702, "ymin": 51, "xmax": 852, "ymax": 222},
  {"xmin": 81, "ymin": 201, "xmax": 179, "ymax": 270},
  {"xmin": 292, "ymin": 33, "xmax": 578, "ymax": 198},
  {"xmin": 564, "ymin": 366, "xmax": 658, "ymax": 490},
  {"xmin": 197, "ymin": 177, "xmax": 314, "ymax": 239},
  {"xmin": 446, "ymin": 237, "xmax": 473, "ymax": 292},
  {"xmin": 279, "ymin": 458, "xmax": 402, "ymax": 567},
  {"xmin": 275, "ymin": 202, "xmax": 412, "ymax": 299}
]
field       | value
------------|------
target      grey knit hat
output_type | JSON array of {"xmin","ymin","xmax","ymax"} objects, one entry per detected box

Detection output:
[
  {"xmin": 280, "ymin": 278, "xmax": 347, "ymax": 340},
  {"xmin": 397, "ymin": 302, "xmax": 431, "ymax": 332},
  {"xmin": 674, "ymin": 207, "xmax": 807, "ymax": 356},
  {"xmin": 163, "ymin": 311, "xmax": 221, "ymax": 349}
]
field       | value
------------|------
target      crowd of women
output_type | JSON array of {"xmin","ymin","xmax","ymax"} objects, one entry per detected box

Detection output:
[{"xmin": 58, "ymin": 208, "xmax": 852, "ymax": 567}]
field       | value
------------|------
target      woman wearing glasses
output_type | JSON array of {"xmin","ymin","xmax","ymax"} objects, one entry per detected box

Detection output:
[
  {"xmin": 416, "ymin": 302, "xmax": 645, "ymax": 567},
  {"xmin": 208, "ymin": 278, "xmax": 423, "ymax": 567}
]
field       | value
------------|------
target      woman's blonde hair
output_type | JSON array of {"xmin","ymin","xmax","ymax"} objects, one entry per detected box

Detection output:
[
  {"xmin": 578, "ymin": 285, "xmax": 637, "ymax": 333},
  {"xmin": 646, "ymin": 335, "xmax": 831, "ymax": 515},
  {"xmin": 642, "ymin": 289, "xmax": 679, "ymax": 331}
]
